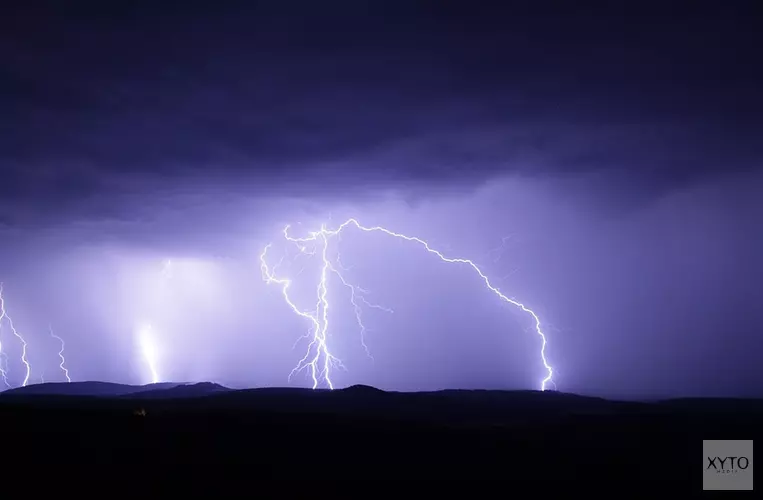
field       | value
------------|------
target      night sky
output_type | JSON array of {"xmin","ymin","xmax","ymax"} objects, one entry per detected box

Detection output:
[{"xmin": 1, "ymin": 1, "xmax": 761, "ymax": 398}]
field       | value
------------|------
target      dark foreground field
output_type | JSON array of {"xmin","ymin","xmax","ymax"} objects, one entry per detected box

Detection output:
[{"xmin": 1, "ymin": 382, "xmax": 760, "ymax": 487}]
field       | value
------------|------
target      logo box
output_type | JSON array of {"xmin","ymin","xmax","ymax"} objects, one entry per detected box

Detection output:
[{"xmin": 703, "ymin": 440, "xmax": 753, "ymax": 490}]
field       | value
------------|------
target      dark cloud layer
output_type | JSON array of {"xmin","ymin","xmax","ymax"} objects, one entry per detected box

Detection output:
[
  {"xmin": 2, "ymin": 1, "xmax": 762, "ymax": 225},
  {"xmin": 1, "ymin": 2, "xmax": 762, "ymax": 398}
]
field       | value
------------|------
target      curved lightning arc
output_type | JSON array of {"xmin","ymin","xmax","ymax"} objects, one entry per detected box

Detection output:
[
  {"xmin": 0, "ymin": 283, "xmax": 32, "ymax": 388},
  {"xmin": 260, "ymin": 218, "xmax": 554, "ymax": 391}
]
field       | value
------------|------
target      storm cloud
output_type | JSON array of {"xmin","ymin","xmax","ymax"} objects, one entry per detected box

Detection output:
[
  {"xmin": 0, "ymin": 1, "xmax": 761, "ymax": 398},
  {"xmin": 2, "ymin": 1, "xmax": 761, "ymax": 228}
]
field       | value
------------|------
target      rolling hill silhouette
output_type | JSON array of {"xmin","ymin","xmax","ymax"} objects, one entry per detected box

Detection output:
[
  {"xmin": 1, "ymin": 381, "xmax": 760, "ymax": 485},
  {"xmin": 121, "ymin": 382, "xmax": 232, "ymax": 399},
  {"xmin": 1, "ymin": 381, "xmax": 183, "ymax": 397}
]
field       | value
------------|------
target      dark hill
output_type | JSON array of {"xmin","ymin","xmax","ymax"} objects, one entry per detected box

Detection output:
[
  {"xmin": 1, "ymin": 382, "xmax": 760, "ymax": 486},
  {"xmin": 0, "ymin": 381, "xmax": 182, "ymax": 397},
  {"xmin": 120, "ymin": 382, "xmax": 232, "ymax": 399}
]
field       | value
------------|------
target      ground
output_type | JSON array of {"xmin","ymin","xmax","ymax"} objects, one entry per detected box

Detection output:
[{"xmin": 1, "ymin": 383, "xmax": 759, "ymax": 487}]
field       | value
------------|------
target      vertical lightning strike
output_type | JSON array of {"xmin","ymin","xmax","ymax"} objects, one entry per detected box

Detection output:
[
  {"xmin": 260, "ymin": 234, "xmax": 344, "ymax": 390},
  {"xmin": 49, "ymin": 324, "xmax": 72, "ymax": 383},
  {"xmin": 262, "ymin": 219, "xmax": 555, "ymax": 391},
  {"xmin": 0, "ymin": 322, "xmax": 9, "ymax": 388},
  {"xmin": 136, "ymin": 259, "xmax": 172, "ymax": 384},
  {"xmin": 138, "ymin": 324, "xmax": 160, "ymax": 384},
  {"xmin": 0, "ymin": 351, "xmax": 9, "ymax": 389},
  {"xmin": 261, "ymin": 223, "xmax": 393, "ymax": 388},
  {"xmin": 0, "ymin": 286, "xmax": 12, "ymax": 388},
  {"xmin": 0, "ymin": 284, "xmax": 31, "ymax": 388}
]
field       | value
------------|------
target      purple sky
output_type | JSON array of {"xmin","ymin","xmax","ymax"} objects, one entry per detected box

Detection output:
[{"xmin": 0, "ymin": 1, "xmax": 761, "ymax": 398}]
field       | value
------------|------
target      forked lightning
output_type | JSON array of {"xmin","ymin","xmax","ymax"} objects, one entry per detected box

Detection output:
[
  {"xmin": 0, "ymin": 283, "xmax": 31, "ymax": 388},
  {"xmin": 261, "ymin": 219, "xmax": 554, "ymax": 391}
]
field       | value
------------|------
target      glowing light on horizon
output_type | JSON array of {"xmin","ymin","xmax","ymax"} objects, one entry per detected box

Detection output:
[{"xmin": 138, "ymin": 324, "xmax": 160, "ymax": 384}]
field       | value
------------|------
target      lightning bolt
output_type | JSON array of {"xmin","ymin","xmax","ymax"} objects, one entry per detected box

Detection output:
[
  {"xmin": 138, "ymin": 324, "xmax": 160, "ymax": 384},
  {"xmin": 329, "ymin": 267, "xmax": 393, "ymax": 362},
  {"xmin": 136, "ymin": 259, "xmax": 172, "ymax": 385},
  {"xmin": 486, "ymin": 235, "xmax": 517, "ymax": 263},
  {"xmin": 0, "ymin": 351, "xmax": 8, "ymax": 389},
  {"xmin": 49, "ymin": 324, "xmax": 72, "ymax": 383},
  {"xmin": 0, "ymin": 283, "xmax": 31, "ymax": 388},
  {"xmin": 261, "ymin": 235, "xmax": 342, "ymax": 390},
  {"xmin": 261, "ymin": 219, "xmax": 554, "ymax": 391},
  {"xmin": 0, "ymin": 322, "xmax": 9, "ymax": 389}
]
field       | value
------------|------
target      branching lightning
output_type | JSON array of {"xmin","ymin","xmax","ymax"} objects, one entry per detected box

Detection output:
[
  {"xmin": 261, "ymin": 219, "xmax": 554, "ymax": 391},
  {"xmin": 0, "ymin": 283, "xmax": 31, "ymax": 388},
  {"xmin": 329, "ymin": 265, "xmax": 393, "ymax": 361},
  {"xmin": 49, "ymin": 324, "xmax": 72, "ymax": 383},
  {"xmin": 485, "ymin": 235, "xmax": 520, "ymax": 283},
  {"xmin": 487, "ymin": 235, "xmax": 517, "ymax": 263}
]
